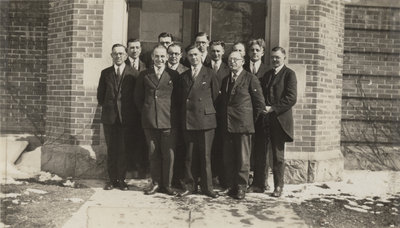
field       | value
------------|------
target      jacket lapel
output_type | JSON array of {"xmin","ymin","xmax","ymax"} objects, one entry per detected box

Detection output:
[
  {"xmin": 271, "ymin": 65, "xmax": 286, "ymax": 86},
  {"xmin": 146, "ymin": 68, "xmax": 160, "ymax": 86}
]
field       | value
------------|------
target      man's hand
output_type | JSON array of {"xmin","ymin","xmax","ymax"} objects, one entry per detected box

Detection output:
[{"xmin": 262, "ymin": 106, "xmax": 274, "ymax": 114}]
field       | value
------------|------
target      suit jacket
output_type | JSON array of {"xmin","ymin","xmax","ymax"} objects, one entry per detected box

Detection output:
[
  {"xmin": 180, "ymin": 65, "xmax": 220, "ymax": 130},
  {"xmin": 259, "ymin": 65, "xmax": 297, "ymax": 141},
  {"xmin": 244, "ymin": 61, "xmax": 269, "ymax": 79},
  {"xmin": 125, "ymin": 58, "xmax": 147, "ymax": 72},
  {"xmin": 97, "ymin": 65, "xmax": 140, "ymax": 126},
  {"xmin": 134, "ymin": 68, "xmax": 180, "ymax": 129},
  {"xmin": 167, "ymin": 63, "xmax": 189, "ymax": 75},
  {"xmin": 204, "ymin": 61, "xmax": 230, "ymax": 87},
  {"xmin": 218, "ymin": 70, "xmax": 266, "ymax": 133}
]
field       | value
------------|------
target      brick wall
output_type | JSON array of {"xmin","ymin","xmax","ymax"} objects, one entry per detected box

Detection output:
[
  {"xmin": 286, "ymin": 0, "xmax": 344, "ymax": 155},
  {"xmin": 342, "ymin": 4, "xmax": 400, "ymax": 170},
  {"xmin": 0, "ymin": 0, "xmax": 48, "ymax": 135},
  {"xmin": 46, "ymin": 0, "xmax": 103, "ymax": 145}
]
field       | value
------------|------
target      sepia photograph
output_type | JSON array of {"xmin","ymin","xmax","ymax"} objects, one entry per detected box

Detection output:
[{"xmin": 1, "ymin": 0, "xmax": 399, "ymax": 227}]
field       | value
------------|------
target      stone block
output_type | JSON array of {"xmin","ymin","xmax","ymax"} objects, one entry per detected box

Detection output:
[{"xmin": 285, "ymin": 150, "xmax": 344, "ymax": 184}]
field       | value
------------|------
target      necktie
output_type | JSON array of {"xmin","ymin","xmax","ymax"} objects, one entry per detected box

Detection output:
[
  {"xmin": 251, "ymin": 62, "xmax": 256, "ymax": 74},
  {"xmin": 116, "ymin": 66, "xmax": 121, "ymax": 84},
  {"xmin": 134, "ymin": 60, "xmax": 138, "ymax": 71},
  {"xmin": 227, "ymin": 74, "xmax": 236, "ymax": 94},
  {"xmin": 192, "ymin": 67, "xmax": 198, "ymax": 80},
  {"xmin": 155, "ymin": 67, "xmax": 162, "ymax": 80}
]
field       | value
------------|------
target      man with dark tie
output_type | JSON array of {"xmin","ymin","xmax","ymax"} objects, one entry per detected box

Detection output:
[
  {"xmin": 183, "ymin": 32, "xmax": 212, "ymax": 67},
  {"xmin": 126, "ymin": 38, "xmax": 146, "ymax": 72},
  {"xmin": 206, "ymin": 40, "xmax": 230, "ymax": 188},
  {"xmin": 207, "ymin": 40, "xmax": 230, "ymax": 85},
  {"xmin": 244, "ymin": 39, "xmax": 269, "ymax": 79},
  {"xmin": 158, "ymin": 32, "xmax": 174, "ymax": 49},
  {"xmin": 218, "ymin": 51, "xmax": 266, "ymax": 200},
  {"xmin": 179, "ymin": 45, "xmax": 219, "ymax": 198},
  {"xmin": 167, "ymin": 43, "xmax": 188, "ymax": 74},
  {"xmin": 254, "ymin": 46, "xmax": 297, "ymax": 197},
  {"xmin": 97, "ymin": 44, "xmax": 140, "ymax": 190},
  {"xmin": 135, "ymin": 45, "xmax": 180, "ymax": 196}
]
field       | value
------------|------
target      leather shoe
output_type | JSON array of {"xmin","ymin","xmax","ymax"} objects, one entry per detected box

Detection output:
[
  {"xmin": 204, "ymin": 190, "xmax": 219, "ymax": 198},
  {"xmin": 103, "ymin": 182, "xmax": 115, "ymax": 190},
  {"xmin": 163, "ymin": 187, "xmax": 177, "ymax": 196},
  {"xmin": 119, "ymin": 180, "xmax": 129, "ymax": 191},
  {"xmin": 178, "ymin": 190, "xmax": 192, "ymax": 197},
  {"xmin": 272, "ymin": 186, "xmax": 283, "ymax": 197},
  {"xmin": 247, "ymin": 185, "xmax": 265, "ymax": 193},
  {"xmin": 235, "ymin": 189, "xmax": 246, "ymax": 200},
  {"xmin": 145, "ymin": 184, "xmax": 160, "ymax": 195}
]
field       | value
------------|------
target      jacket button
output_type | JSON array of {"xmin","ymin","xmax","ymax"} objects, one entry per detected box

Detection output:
[
  {"xmin": 186, "ymin": 99, "xmax": 189, "ymax": 102},
  {"xmin": 155, "ymin": 96, "xmax": 158, "ymax": 99}
]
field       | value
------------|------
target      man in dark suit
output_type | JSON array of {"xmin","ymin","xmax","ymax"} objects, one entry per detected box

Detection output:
[
  {"xmin": 135, "ymin": 45, "xmax": 180, "ymax": 196},
  {"xmin": 254, "ymin": 46, "xmax": 297, "ymax": 197},
  {"xmin": 125, "ymin": 38, "xmax": 148, "ymax": 179},
  {"xmin": 97, "ymin": 43, "xmax": 140, "ymax": 190},
  {"xmin": 244, "ymin": 39, "xmax": 269, "ymax": 79},
  {"xmin": 206, "ymin": 40, "xmax": 230, "ymax": 188},
  {"xmin": 167, "ymin": 44, "xmax": 188, "ymax": 74},
  {"xmin": 179, "ymin": 45, "xmax": 219, "ymax": 198},
  {"xmin": 206, "ymin": 40, "xmax": 230, "ymax": 86},
  {"xmin": 126, "ymin": 38, "xmax": 147, "ymax": 72},
  {"xmin": 218, "ymin": 51, "xmax": 266, "ymax": 200},
  {"xmin": 183, "ymin": 32, "xmax": 212, "ymax": 67}
]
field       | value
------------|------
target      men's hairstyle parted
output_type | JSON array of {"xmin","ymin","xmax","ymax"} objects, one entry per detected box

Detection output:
[
  {"xmin": 185, "ymin": 44, "xmax": 199, "ymax": 53},
  {"xmin": 271, "ymin": 46, "xmax": 286, "ymax": 55},
  {"xmin": 210, "ymin": 40, "xmax": 225, "ymax": 48},
  {"xmin": 158, "ymin": 32, "xmax": 174, "ymax": 41},
  {"xmin": 167, "ymin": 43, "xmax": 182, "ymax": 53},
  {"xmin": 247, "ymin": 38, "xmax": 265, "ymax": 50},
  {"xmin": 127, "ymin": 38, "xmax": 141, "ymax": 47},
  {"xmin": 195, "ymin": 32, "xmax": 209, "ymax": 41},
  {"xmin": 111, "ymin": 43, "xmax": 126, "ymax": 51}
]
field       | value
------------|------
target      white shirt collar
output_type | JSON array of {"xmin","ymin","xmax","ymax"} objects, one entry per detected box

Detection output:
[
  {"xmin": 114, "ymin": 63, "xmax": 126, "ymax": 73},
  {"xmin": 212, "ymin": 59, "xmax": 221, "ymax": 68},
  {"xmin": 251, "ymin": 60, "xmax": 261, "ymax": 72},
  {"xmin": 231, "ymin": 68, "xmax": 243, "ymax": 80},
  {"xmin": 154, "ymin": 65, "xmax": 165, "ymax": 73},
  {"xmin": 168, "ymin": 62, "xmax": 179, "ymax": 70},
  {"xmin": 274, "ymin": 64, "xmax": 284, "ymax": 74}
]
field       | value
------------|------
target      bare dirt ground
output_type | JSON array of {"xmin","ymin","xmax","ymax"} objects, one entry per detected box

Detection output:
[{"xmin": 1, "ymin": 181, "xmax": 93, "ymax": 228}]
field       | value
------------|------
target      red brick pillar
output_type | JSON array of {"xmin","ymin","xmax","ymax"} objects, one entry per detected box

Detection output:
[
  {"xmin": 43, "ymin": 0, "xmax": 110, "ymax": 178},
  {"xmin": 269, "ymin": 0, "xmax": 345, "ymax": 183}
]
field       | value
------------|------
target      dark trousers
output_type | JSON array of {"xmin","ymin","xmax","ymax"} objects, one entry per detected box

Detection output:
[
  {"xmin": 172, "ymin": 130, "xmax": 185, "ymax": 188},
  {"xmin": 211, "ymin": 126, "xmax": 225, "ymax": 186},
  {"xmin": 125, "ymin": 124, "xmax": 148, "ymax": 176},
  {"xmin": 182, "ymin": 129, "xmax": 215, "ymax": 193},
  {"xmin": 254, "ymin": 112, "xmax": 286, "ymax": 189},
  {"xmin": 103, "ymin": 119, "xmax": 127, "ymax": 182},
  {"xmin": 144, "ymin": 128, "xmax": 176, "ymax": 188},
  {"xmin": 223, "ymin": 132, "xmax": 252, "ymax": 191}
]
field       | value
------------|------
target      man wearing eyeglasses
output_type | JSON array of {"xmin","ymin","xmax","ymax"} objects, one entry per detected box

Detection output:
[
  {"xmin": 167, "ymin": 44, "xmax": 188, "ymax": 74},
  {"xmin": 254, "ymin": 47, "xmax": 297, "ymax": 197},
  {"xmin": 217, "ymin": 51, "xmax": 266, "ymax": 200},
  {"xmin": 97, "ymin": 44, "xmax": 140, "ymax": 191}
]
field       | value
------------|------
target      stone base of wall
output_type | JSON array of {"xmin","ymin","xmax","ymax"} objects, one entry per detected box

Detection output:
[
  {"xmin": 285, "ymin": 150, "xmax": 344, "ymax": 184},
  {"xmin": 41, "ymin": 144, "xmax": 108, "ymax": 179},
  {"xmin": 342, "ymin": 145, "xmax": 400, "ymax": 171}
]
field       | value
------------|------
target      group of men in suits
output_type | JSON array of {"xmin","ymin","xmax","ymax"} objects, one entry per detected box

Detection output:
[{"xmin": 97, "ymin": 32, "xmax": 297, "ymax": 200}]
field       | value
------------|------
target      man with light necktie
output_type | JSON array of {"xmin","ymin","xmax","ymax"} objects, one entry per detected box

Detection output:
[
  {"xmin": 134, "ymin": 45, "xmax": 180, "ymax": 196},
  {"xmin": 254, "ymin": 46, "xmax": 297, "ymax": 197},
  {"xmin": 97, "ymin": 44, "xmax": 140, "ymax": 191},
  {"xmin": 178, "ymin": 45, "xmax": 219, "ymax": 198},
  {"xmin": 244, "ymin": 38, "xmax": 269, "ymax": 79},
  {"xmin": 217, "ymin": 51, "xmax": 266, "ymax": 200}
]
